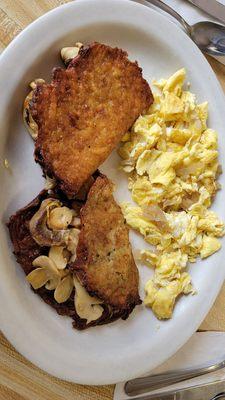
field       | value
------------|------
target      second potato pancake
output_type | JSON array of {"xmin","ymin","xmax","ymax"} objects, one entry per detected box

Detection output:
[{"xmin": 72, "ymin": 174, "xmax": 141, "ymax": 311}]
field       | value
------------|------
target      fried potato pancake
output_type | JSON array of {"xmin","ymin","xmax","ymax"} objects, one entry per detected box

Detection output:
[
  {"xmin": 31, "ymin": 42, "xmax": 153, "ymax": 197},
  {"xmin": 72, "ymin": 174, "xmax": 141, "ymax": 311}
]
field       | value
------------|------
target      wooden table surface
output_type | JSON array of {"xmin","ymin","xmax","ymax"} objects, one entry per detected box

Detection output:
[{"xmin": 0, "ymin": 1, "xmax": 225, "ymax": 399}]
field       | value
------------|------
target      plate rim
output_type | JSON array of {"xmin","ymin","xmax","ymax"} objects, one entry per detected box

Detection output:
[{"xmin": 0, "ymin": 0, "xmax": 225, "ymax": 385}]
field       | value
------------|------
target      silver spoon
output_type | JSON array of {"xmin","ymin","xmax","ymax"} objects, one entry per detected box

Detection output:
[{"xmin": 145, "ymin": 0, "xmax": 225, "ymax": 56}]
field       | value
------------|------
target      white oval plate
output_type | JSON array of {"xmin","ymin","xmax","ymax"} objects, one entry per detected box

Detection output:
[{"xmin": 0, "ymin": 0, "xmax": 225, "ymax": 385}]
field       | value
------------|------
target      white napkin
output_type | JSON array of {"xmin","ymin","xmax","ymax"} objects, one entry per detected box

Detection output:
[
  {"xmin": 134, "ymin": 0, "xmax": 225, "ymax": 65},
  {"xmin": 114, "ymin": 332, "xmax": 225, "ymax": 399}
]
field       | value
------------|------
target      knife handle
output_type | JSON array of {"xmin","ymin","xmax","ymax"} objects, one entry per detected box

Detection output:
[{"xmin": 125, "ymin": 359, "xmax": 225, "ymax": 396}]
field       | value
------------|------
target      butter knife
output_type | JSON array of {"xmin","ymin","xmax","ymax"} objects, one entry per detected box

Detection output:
[
  {"xmin": 187, "ymin": 0, "xmax": 225, "ymax": 24},
  {"xmin": 122, "ymin": 379, "xmax": 225, "ymax": 399},
  {"xmin": 125, "ymin": 359, "xmax": 225, "ymax": 396}
]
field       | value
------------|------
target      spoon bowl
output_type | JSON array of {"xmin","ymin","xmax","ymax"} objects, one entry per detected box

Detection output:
[
  {"xmin": 191, "ymin": 21, "xmax": 225, "ymax": 55},
  {"xmin": 146, "ymin": 0, "xmax": 225, "ymax": 57}
]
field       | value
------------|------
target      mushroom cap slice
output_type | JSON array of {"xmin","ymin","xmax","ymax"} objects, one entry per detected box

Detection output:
[
  {"xmin": 27, "ymin": 268, "xmax": 49, "ymax": 289},
  {"xmin": 49, "ymin": 246, "xmax": 68, "ymax": 270},
  {"xmin": 74, "ymin": 276, "xmax": 103, "ymax": 323},
  {"xmin": 48, "ymin": 206, "xmax": 75, "ymax": 230},
  {"xmin": 29, "ymin": 199, "xmax": 70, "ymax": 247},
  {"xmin": 45, "ymin": 276, "xmax": 60, "ymax": 291},
  {"xmin": 54, "ymin": 275, "xmax": 74, "ymax": 304},
  {"xmin": 60, "ymin": 45, "xmax": 81, "ymax": 66},
  {"xmin": 32, "ymin": 255, "xmax": 59, "ymax": 275},
  {"xmin": 23, "ymin": 79, "xmax": 45, "ymax": 140}
]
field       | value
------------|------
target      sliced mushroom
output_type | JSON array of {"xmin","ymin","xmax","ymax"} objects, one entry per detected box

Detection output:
[
  {"xmin": 60, "ymin": 42, "xmax": 83, "ymax": 65},
  {"xmin": 32, "ymin": 255, "xmax": 59, "ymax": 275},
  {"xmin": 49, "ymin": 246, "xmax": 68, "ymax": 270},
  {"xmin": 23, "ymin": 90, "xmax": 38, "ymax": 140},
  {"xmin": 75, "ymin": 42, "xmax": 83, "ymax": 49},
  {"xmin": 23, "ymin": 79, "xmax": 45, "ymax": 140},
  {"xmin": 71, "ymin": 216, "xmax": 81, "ymax": 228},
  {"xmin": 27, "ymin": 268, "xmax": 49, "ymax": 289},
  {"xmin": 54, "ymin": 275, "xmax": 74, "ymax": 303},
  {"xmin": 45, "ymin": 276, "xmax": 60, "ymax": 290},
  {"xmin": 32, "ymin": 254, "xmax": 71, "ymax": 292},
  {"xmin": 47, "ymin": 206, "xmax": 75, "ymax": 230},
  {"xmin": 29, "ymin": 78, "xmax": 45, "ymax": 90},
  {"xmin": 66, "ymin": 228, "xmax": 80, "ymax": 254},
  {"xmin": 29, "ymin": 199, "xmax": 70, "ymax": 246},
  {"xmin": 74, "ymin": 276, "xmax": 103, "ymax": 323},
  {"xmin": 45, "ymin": 267, "xmax": 69, "ymax": 290}
]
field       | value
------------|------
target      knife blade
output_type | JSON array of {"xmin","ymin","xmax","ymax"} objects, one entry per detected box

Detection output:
[
  {"xmin": 122, "ymin": 379, "xmax": 225, "ymax": 400},
  {"xmin": 187, "ymin": 0, "xmax": 225, "ymax": 24}
]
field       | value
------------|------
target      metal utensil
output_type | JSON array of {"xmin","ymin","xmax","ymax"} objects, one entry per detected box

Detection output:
[
  {"xmin": 145, "ymin": 0, "xmax": 225, "ymax": 56},
  {"xmin": 187, "ymin": 0, "xmax": 225, "ymax": 25},
  {"xmin": 212, "ymin": 394, "xmax": 225, "ymax": 400},
  {"xmin": 125, "ymin": 358, "xmax": 225, "ymax": 396},
  {"xmin": 123, "ymin": 379, "xmax": 225, "ymax": 399}
]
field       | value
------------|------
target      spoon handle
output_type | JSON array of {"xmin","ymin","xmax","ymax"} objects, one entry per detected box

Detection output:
[{"xmin": 145, "ymin": 0, "xmax": 191, "ymax": 34}]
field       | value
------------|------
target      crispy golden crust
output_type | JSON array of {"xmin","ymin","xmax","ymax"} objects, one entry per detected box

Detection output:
[
  {"xmin": 7, "ymin": 177, "xmax": 140, "ymax": 329},
  {"xmin": 72, "ymin": 174, "xmax": 141, "ymax": 310},
  {"xmin": 31, "ymin": 42, "xmax": 153, "ymax": 197}
]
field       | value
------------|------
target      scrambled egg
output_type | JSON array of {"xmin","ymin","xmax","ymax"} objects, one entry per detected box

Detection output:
[{"xmin": 119, "ymin": 68, "xmax": 225, "ymax": 319}]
